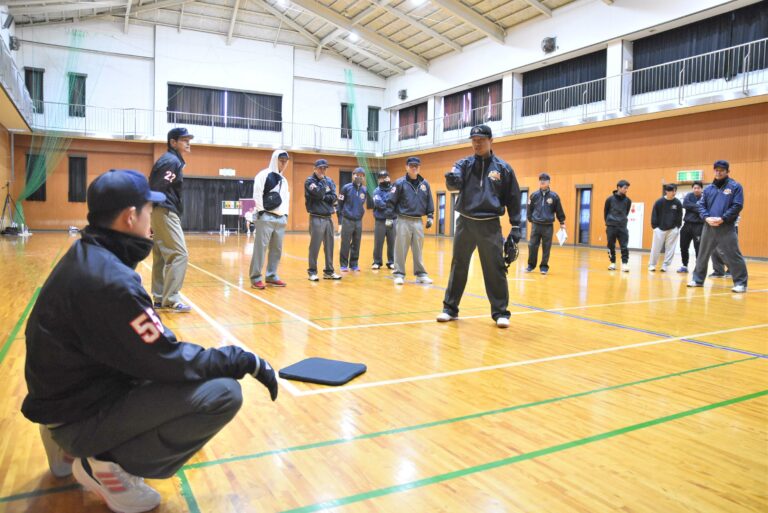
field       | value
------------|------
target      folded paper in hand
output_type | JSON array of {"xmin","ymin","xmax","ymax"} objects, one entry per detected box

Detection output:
[{"xmin": 557, "ymin": 228, "xmax": 568, "ymax": 246}]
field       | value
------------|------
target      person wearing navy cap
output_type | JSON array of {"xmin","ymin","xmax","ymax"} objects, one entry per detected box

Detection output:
[
  {"xmin": 688, "ymin": 160, "xmax": 748, "ymax": 292},
  {"xmin": 148, "ymin": 127, "xmax": 194, "ymax": 313},
  {"xmin": 388, "ymin": 155, "xmax": 435, "ymax": 285},
  {"xmin": 371, "ymin": 170, "xmax": 397, "ymax": 270},
  {"xmin": 305, "ymin": 159, "xmax": 342, "ymax": 281},
  {"xmin": 438, "ymin": 125, "xmax": 521, "ymax": 328},
  {"xmin": 23, "ymin": 169, "xmax": 278, "ymax": 513},
  {"xmin": 526, "ymin": 172, "xmax": 565, "ymax": 275},
  {"xmin": 337, "ymin": 167, "xmax": 368, "ymax": 271}
]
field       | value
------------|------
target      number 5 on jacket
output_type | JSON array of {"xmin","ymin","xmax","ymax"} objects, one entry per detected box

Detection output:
[{"xmin": 129, "ymin": 309, "xmax": 164, "ymax": 344}]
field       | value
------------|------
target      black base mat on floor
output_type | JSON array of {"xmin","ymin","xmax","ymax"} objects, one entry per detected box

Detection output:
[{"xmin": 279, "ymin": 357, "xmax": 367, "ymax": 386}]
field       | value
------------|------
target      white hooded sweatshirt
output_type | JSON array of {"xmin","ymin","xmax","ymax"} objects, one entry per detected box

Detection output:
[{"xmin": 253, "ymin": 149, "xmax": 290, "ymax": 216}]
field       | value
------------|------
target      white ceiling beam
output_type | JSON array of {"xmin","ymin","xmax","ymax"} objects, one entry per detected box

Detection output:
[
  {"xmin": 523, "ymin": 0, "xmax": 552, "ymax": 17},
  {"xmin": 10, "ymin": 1, "xmax": 126, "ymax": 16},
  {"xmin": 123, "ymin": 0, "xmax": 132, "ymax": 32},
  {"xmin": 371, "ymin": 0, "xmax": 461, "ymax": 52},
  {"xmin": 251, "ymin": 0, "xmax": 322, "ymax": 46},
  {"xmin": 226, "ymin": 0, "xmax": 241, "ymax": 44},
  {"xmin": 289, "ymin": 0, "xmax": 428, "ymax": 70},
  {"xmin": 178, "ymin": 3, "xmax": 184, "ymax": 31},
  {"xmin": 332, "ymin": 38, "xmax": 403, "ymax": 74},
  {"xmin": 313, "ymin": 6, "xmax": 374, "ymax": 57},
  {"xmin": 429, "ymin": 0, "xmax": 505, "ymax": 44}
]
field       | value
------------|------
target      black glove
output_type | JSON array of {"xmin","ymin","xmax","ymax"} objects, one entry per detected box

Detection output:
[
  {"xmin": 509, "ymin": 226, "xmax": 521, "ymax": 244},
  {"xmin": 504, "ymin": 233, "xmax": 519, "ymax": 268},
  {"xmin": 445, "ymin": 170, "xmax": 463, "ymax": 190},
  {"xmin": 252, "ymin": 356, "xmax": 278, "ymax": 401},
  {"xmin": 425, "ymin": 218, "xmax": 433, "ymax": 229}
]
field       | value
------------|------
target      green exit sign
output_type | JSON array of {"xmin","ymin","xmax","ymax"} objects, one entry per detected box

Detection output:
[{"xmin": 677, "ymin": 170, "xmax": 703, "ymax": 182}]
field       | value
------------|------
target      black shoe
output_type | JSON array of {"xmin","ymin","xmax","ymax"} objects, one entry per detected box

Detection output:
[
  {"xmin": 386, "ymin": 263, "xmax": 394, "ymax": 270},
  {"xmin": 540, "ymin": 267, "xmax": 549, "ymax": 275},
  {"xmin": 524, "ymin": 266, "xmax": 534, "ymax": 273},
  {"xmin": 153, "ymin": 301, "xmax": 164, "ymax": 310}
]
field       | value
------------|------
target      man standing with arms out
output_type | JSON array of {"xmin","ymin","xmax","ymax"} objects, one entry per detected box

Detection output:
[
  {"xmin": 249, "ymin": 150, "xmax": 291, "ymax": 290},
  {"xmin": 604, "ymin": 179, "xmax": 632, "ymax": 272},
  {"xmin": 688, "ymin": 160, "xmax": 748, "ymax": 293},
  {"xmin": 305, "ymin": 159, "xmax": 342, "ymax": 282},
  {"xmin": 337, "ymin": 167, "xmax": 368, "ymax": 272},
  {"xmin": 678, "ymin": 180, "xmax": 704, "ymax": 273},
  {"xmin": 149, "ymin": 127, "xmax": 193, "ymax": 312},
  {"xmin": 24, "ymin": 170, "xmax": 278, "ymax": 513},
  {"xmin": 438, "ymin": 125, "xmax": 521, "ymax": 328},
  {"xmin": 525, "ymin": 172, "xmax": 565, "ymax": 275},
  {"xmin": 371, "ymin": 170, "xmax": 396, "ymax": 270},
  {"xmin": 648, "ymin": 184, "xmax": 683, "ymax": 272},
  {"xmin": 389, "ymin": 156, "xmax": 434, "ymax": 286}
]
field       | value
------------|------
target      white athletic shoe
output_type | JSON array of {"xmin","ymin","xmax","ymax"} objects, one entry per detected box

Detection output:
[
  {"xmin": 436, "ymin": 312, "xmax": 457, "ymax": 322},
  {"xmin": 393, "ymin": 276, "xmax": 405, "ymax": 285},
  {"xmin": 731, "ymin": 285, "xmax": 747, "ymax": 293},
  {"xmin": 39, "ymin": 425, "xmax": 73, "ymax": 478},
  {"xmin": 496, "ymin": 317, "xmax": 510, "ymax": 328},
  {"xmin": 687, "ymin": 280, "xmax": 703, "ymax": 287},
  {"xmin": 607, "ymin": 263, "xmax": 616, "ymax": 271},
  {"xmin": 622, "ymin": 264, "xmax": 630, "ymax": 273},
  {"xmin": 72, "ymin": 457, "xmax": 161, "ymax": 513},
  {"xmin": 416, "ymin": 275, "xmax": 433, "ymax": 284},
  {"xmin": 308, "ymin": 274, "xmax": 319, "ymax": 282},
  {"xmin": 647, "ymin": 265, "xmax": 656, "ymax": 272}
]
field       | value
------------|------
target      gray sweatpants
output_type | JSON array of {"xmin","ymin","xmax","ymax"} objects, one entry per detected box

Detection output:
[
  {"xmin": 249, "ymin": 212, "xmax": 286, "ymax": 282},
  {"xmin": 649, "ymin": 227, "xmax": 680, "ymax": 269},
  {"xmin": 692, "ymin": 224, "xmax": 748, "ymax": 287},
  {"xmin": 373, "ymin": 218, "xmax": 396, "ymax": 266},
  {"xmin": 50, "ymin": 378, "xmax": 242, "ymax": 479},
  {"xmin": 339, "ymin": 217, "xmax": 363, "ymax": 268},
  {"xmin": 151, "ymin": 207, "xmax": 188, "ymax": 306},
  {"xmin": 394, "ymin": 216, "xmax": 427, "ymax": 278},
  {"xmin": 308, "ymin": 215, "xmax": 335, "ymax": 275}
]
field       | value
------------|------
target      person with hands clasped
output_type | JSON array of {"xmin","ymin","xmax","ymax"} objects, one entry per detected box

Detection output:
[
  {"xmin": 305, "ymin": 159, "xmax": 342, "ymax": 282},
  {"xmin": 437, "ymin": 125, "xmax": 521, "ymax": 328},
  {"xmin": 23, "ymin": 170, "xmax": 278, "ymax": 513},
  {"xmin": 388, "ymin": 156, "xmax": 435, "ymax": 286},
  {"xmin": 371, "ymin": 170, "xmax": 397, "ymax": 270}
]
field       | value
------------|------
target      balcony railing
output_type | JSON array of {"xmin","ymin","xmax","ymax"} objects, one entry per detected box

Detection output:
[
  {"xmin": 26, "ymin": 37, "xmax": 768, "ymax": 156},
  {"xmin": 0, "ymin": 36, "xmax": 34, "ymax": 126}
]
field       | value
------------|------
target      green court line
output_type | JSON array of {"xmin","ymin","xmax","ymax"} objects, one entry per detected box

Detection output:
[
  {"xmin": 281, "ymin": 389, "xmax": 768, "ymax": 513},
  {"xmin": 0, "ymin": 484, "xmax": 80, "ymax": 503},
  {"xmin": 0, "ymin": 288, "xmax": 40, "ymax": 367},
  {"xmin": 182, "ymin": 356, "xmax": 757, "ymax": 471},
  {"xmin": 176, "ymin": 470, "xmax": 202, "ymax": 513}
]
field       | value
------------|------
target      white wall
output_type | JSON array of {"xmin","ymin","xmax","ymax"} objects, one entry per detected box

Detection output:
[{"xmin": 383, "ymin": 0, "xmax": 763, "ymax": 109}]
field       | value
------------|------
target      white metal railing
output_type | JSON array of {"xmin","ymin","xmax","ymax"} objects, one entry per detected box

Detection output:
[
  {"xmin": 0, "ymin": 36, "xmax": 34, "ymax": 125},
  {"xmin": 25, "ymin": 38, "xmax": 768, "ymax": 156}
]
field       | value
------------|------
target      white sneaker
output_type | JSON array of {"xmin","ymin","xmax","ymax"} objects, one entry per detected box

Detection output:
[
  {"xmin": 394, "ymin": 276, "xmax": 405, "ymax": 285},
  {"xmin": 731, "ymin": 285, "xmax": 747, "ymax": 293},
  {"xmin": 436, "ymin": 312, "xmax": 457, "ymax": 322},
  {"xmin": 308, "ymin": 274, "xmax": 319, "ymax": 282},
  {"xmin": 647, "ymin": 265, "xmax": 656, "ymax": 272},
  {"xmin": 607, "ymin": 263, "xmax": 616, "ymax": 271},
  {"xmin": 416, "ymin": 275, "xmax": 433, "ymax": 284},
  {"xmin": 39, "ymin": 425, "xmax": 73, "ymax": 478},
  {"xmin": 622, "ymin": 264, "xmax": 630, "ymax": 273},
  {"xmin": 660, "ymin": 266, "xmax": 668, "ymax": 273},
  {"xmin": 496, "ymin": 317, "xmax": 510, "ymax": 328},
  {"xmin": 687, "ymin": 280, "xmax": 703, "ymax": 287},
  {"xmin": 73, "ymin": 457, "xmax": 161, "ymax": 513}
]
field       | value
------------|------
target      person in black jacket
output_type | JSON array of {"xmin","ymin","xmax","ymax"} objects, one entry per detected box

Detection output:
[
  {"xmin": 648, "ymin": 184, "xmax": 683, "ymax": 272},
  {"xmin": 525, "ymin": 172, "xmax": 565, "ymax": 275},
  {"xmin": 305, "ymin": 159, "xmax": 342, "ymax": 281},
  {"xmin": 677, "ymin": 180, "xmax": 704, "ymax": 273},
  {"xmin": 148, "ymin": 127, "xmax": 193, "ymax": 313},
  {"xmin": 388, "ymin": 156, "xmax": 435, "ymax": 285},
  {"xmin": 371, "ymin": 170, "xmax": 396, "ymax": 270},
  {"xmin": 337, "ymin": 167, "xmax": 368, "ymax": 271},
  {"xmin": 438, "ymin": 125, "xmax": 521, "ymax": 328},
  {"xmin": 23, "ymin": 170, "xmax": 278, "ymax": 513},
  {"xmin": 604, "ymin": 180, "xmax": 632, "ymax": 272}
]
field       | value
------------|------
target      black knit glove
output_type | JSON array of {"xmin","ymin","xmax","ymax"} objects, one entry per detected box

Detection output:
[{"xmin": 252, "ymin": 356, "xmax": 278, "ymax": 401}]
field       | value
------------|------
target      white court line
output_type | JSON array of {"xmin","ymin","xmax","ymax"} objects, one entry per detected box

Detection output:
[
  {"xmin": 187, "ymin": 262, "xmax": 323, "ymax": 330},
  {"xmin": 292, "ymin": 323, "xmax": 768, "ymax": 396}
]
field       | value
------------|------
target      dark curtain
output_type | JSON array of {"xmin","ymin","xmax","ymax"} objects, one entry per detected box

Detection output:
[
  {"xmin": 443, "ymin": 91, "xmax": 466, "ymax": 131},
  {"xmin": 341, "ymin": 103, "xmax": 353, "ymax": 139},
  {"xmin": 167, "ymin": 84, "xmax": 226, "ymax": 127},
  {"xmin": 68, "ymin": 74, "xmax": 86, "ymax": 118},
  {"xmin": 399, "ymin": 102, "xmax": 428, "ymax": 141},
  {"xmin": 367, "ymin": 106, "xmax": 379, "ymax": 142},
  {"xmin": 25, "ymin": 154, "xmax": 46, "ymax": 202},
  {"xmin": 181, "ymin": 177, "xmax": 254, "ymax": 232},
  {"xmin": 68, "ymin": 156, "xmax": 87, "ymax": 202},
  {"xmin": 25, "ymin": 68, "xmax": 44, "ymax": 114},
  {"xmin": 443, "ymin": 80, "xmax": 502, "ymax": 131},
  {"xmin": 633, "ymin": 1, "xmax": 768, "ymax": 94},
  {"xmin": 228, "ymin": 91, "xmax": 282, "ymax": 131},
  {"xmin": 522, "ymin": 50, "xmax": 606, "ymax": 116}
]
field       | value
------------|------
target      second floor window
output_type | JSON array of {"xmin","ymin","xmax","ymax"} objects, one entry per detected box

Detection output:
[
  {"xmin": 24, "ymin": 68, "xmax": 44, "ymax": 114},
  {"xmin": 68, "ymin": 73, "xmax": 86, "ymax": 118}
]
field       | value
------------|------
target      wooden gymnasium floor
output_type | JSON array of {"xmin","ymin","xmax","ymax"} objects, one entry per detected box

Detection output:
[{"xmin": 1, "ymin": 231, "xmax": 766, "ymax": 513}]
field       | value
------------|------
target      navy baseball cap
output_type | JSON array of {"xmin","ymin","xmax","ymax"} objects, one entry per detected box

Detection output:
[
  {"xmin": 377, "ymin": 170, "xmax": 389, "ymax": 178},
  {"xmin": 406, "ymin": 156, "xmax": 421, "ymax": 166},
  {"xmin": 539, "ymin": 172, "xmax": 551, "ymax": 181},
  {"xmin": 469, "ymin": 125, "xmax": 492, "ymax": 138},
  {"xmin": 314, "ymin": 159, "xmax": 329, "ymax": 168},
  {"xmin": 664, "ymin": 183, "xmax": 677, "ymax": 191},
  {"xmin": 87, "ymin": 169, "xmax": 165, "ymax": 214},
  {"xmin": 713, "ymin": 159, "xmax": 729, "ymax": 170},
  {"xmin": 167, "ymin": 127, "xmax": 194, "ymax": 142},
  {"xmin": 353, "ymin": 167, "xmax": 365, "ymax": 174}
]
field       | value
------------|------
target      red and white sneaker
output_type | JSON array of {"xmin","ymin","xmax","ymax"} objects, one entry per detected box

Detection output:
[
  {"xmin": 73, "ymin": 457, "xmax": 161, "ymax": 513},
  {"xmin": 39, "ymin": 425, "xmax": 74, "ymax": 478}
]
